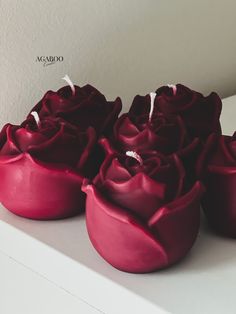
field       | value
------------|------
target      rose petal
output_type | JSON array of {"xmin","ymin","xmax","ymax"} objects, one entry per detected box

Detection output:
[
  {"xmin": 195, "ymin": 133, "xmax": 218, "ymax": 178},
  {"xmin": 148, "ymin": 181, "xmax": 204, "ymax": 264},
  {"xmin": 14, "ymin": 127, "xmax": 48, "ymax": 151},
  {"xmin": 114, "ymin": 115, "xmax": 160, "ymax": 151},
  {"xmin": 0, "ymin": 124, "xmax": 10, "ymax": 149},
  {"xmin": 129, "ymin": 94, "xmax": 154, "ymax": 117},
  {"xmin": 29, "ymin": 86, "xmax": 122, "ymax": 135},
  {"xmin": 156, "ymin": 84, "xmax": 202, "ymax": 113},
  {"xmin": 101, "ymin": 172, "xmax": 166, "ymax": 220},
  {"xmin": 0, "ymin": 124, "xmax": 21, "ymax": 155},
  {"xmin": 99, "ymin": 137, "xmax": 116, "ymax": 156},
  {"xmin": 156, "ymin": 85, "xmax": 222, "ymax": 140},
  {"xmin": 0, "ymin": 153, "xmax": 84, "ymax": 219},
  {"xmin": 210, "ymin": 136, "xmax": 236, "ymax": 166},
  {"xmin": 26, "ymin": 123, "xmax": 82, "ymax": 166},
  {"xmin": 82, "ymin": 183, "xmax": 168, "ymax": 273},
  {"xmin": 203, "ymin": 165, "xmax": 236, "ymax": 237}
]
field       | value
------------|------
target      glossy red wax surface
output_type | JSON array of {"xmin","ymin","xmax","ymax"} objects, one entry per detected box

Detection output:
[
  {"xmin": 83, "ymin": 180, "xmax": 203, "ymax": 273},
  {"xmin": 83, "ymin": 153, "xmax": 204, "ymax": 273},
  {"xmin": 0, "ymin": 117, "xmax": 96, "ymax": 219},
  {"xmin": 155, "ymin": 84, "xmax": 222, "ymax": 140},
  {"xmin": 29, "ymin": 84, "xmax": 122, "ymax": 136},
  {"xmin": 100, "ymin": 91, "xmax": 202, "ymax": 183},
  {"xmin": 202, "ymin": 134, "xmax": 236, "ymax": 237},
  {"xmin": 0, "ymin": 153, "xmax": 85, "ymax": 219}
]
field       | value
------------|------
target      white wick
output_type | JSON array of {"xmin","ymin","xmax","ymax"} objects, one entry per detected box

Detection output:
[
  {"xmin": 149, "ymin": 92, "xmax": 156, "ymax": 122},
  {"xmin": 167, "ymin": 84, "xmax": 177, "ymax": 96},
  {"xmin": 30, "ymin": 111, "xmax": 40, "ymax": 126},
  {"xmin": 62, "ymin": 74, "xmax": 75, "ymax": 96},
  {"xmin": 126, "ymin": 151, "xmax": 143, "ymax": 166}
]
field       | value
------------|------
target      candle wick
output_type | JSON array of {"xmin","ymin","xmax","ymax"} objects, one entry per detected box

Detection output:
[
  {"xmin": 149, "ymin": 92, "xmax": 156, "ymax": 122},
  {"xmin": 126, "ymin": 151, "xmax": 143, "ymax": 166},
  {"xmin": 30, "ymin": 111, "xmax": 40, "ymax": 127},
  {"xmin": 62, "ymin": 74, "xmax": 76, "ymax": 96},
  {"xmin": 167, "ymin": 84, "xmax": 177, "ymax": 96}
]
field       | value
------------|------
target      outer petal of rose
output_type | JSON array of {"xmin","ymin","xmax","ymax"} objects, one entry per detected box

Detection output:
[
  {"xmin": 82, "ymin": 182, "xmax": 168, "ymax": 273},
  {"xmin": 0, "ymin": 153, "xmax": 85, "ymax": 220},
  {"xmin": 202, "ymin": 165, "xmax": 236, "ymax": 237},
  {"xmin": 148, "ymin": 181, "xmax": 204, "ymax": 265}
]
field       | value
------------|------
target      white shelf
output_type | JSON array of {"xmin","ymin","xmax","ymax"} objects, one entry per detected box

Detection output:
[
  {"xmin": 0, "ymin": 251, "xmax": 100, "ymax": 314},
  {"xmin": 1, "ymin": 95, "xmax": 236, "ymax": 314}
]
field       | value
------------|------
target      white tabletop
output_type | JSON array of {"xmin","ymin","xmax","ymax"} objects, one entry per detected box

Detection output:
[
  {"xmin": 1, "ymin": 95, "xmax": 236, "ymax": 314},
  {"xmin": 0, "ymin": 251, "xmax": 100, "ymax": 314}
]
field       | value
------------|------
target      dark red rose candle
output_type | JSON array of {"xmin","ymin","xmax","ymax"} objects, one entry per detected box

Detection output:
[
  {"xmin": 0, "ymin": 113, "xmax": 96, "ymax": 219},
  {"xmin": 155, "ymin": 84, "xmax": 222, "ymax": 140},
  {"xmin": 28, "ymin": 75, "xmax": 122, "ymax": 136},
  {"xmin": 100, "ymin": 92, "xmax": 201, "ymax": 181},
  {"xmin": 200, "ymin": 133, "xmax": 236, "ymax": 237},
  {"xmin": 103, "ymin": 92, "xmax": 200, "ymax": 152},
  {"xmin": 82, "ymin": 151, "xmax": 204, "ymax": 273}
]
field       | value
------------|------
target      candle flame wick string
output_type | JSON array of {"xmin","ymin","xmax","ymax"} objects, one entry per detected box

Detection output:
[
  {"xmin": 167, "ymin": 84, "xmax": 177, "ymax": 96},
  {"xmin": 30, "ymin": 111, "xmax": 40, "ymax": 126},
  {"xmin": 126, "ymin": 151, "xmax": 143, "ymax": 166},
  {"xmin": 62, "ymin": 74, "xmax": 76, "ymax": 96},
  {"xmin": 149, "ymin": 92, "xmax": 156, "ymax": 123}
]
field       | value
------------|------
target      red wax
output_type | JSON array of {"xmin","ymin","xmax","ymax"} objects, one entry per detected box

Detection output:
[
  {"xmin": 28, "ymin": 84, "xmax": 122, "ymax": 136},
  {"xmin": 0, "ymin": 117, "xmax": 96, "ymax": 219},
  {"xmin": 202, "ymin": 134, "xmax": 236, "ymax": 237},
  {"xmin": 82, "ymin": 152, "xmax": 204, "ymax": 273}
]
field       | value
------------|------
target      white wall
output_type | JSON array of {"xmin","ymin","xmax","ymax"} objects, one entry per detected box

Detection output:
[{"xmin": 1, "ymin": 0, "xmax": 236, "ymax": 127}]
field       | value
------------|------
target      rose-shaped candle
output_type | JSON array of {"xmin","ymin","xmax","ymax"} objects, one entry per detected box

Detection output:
[
  {"xmin": 155, "ymin": 84, "xmax": 222, "ymax": 140},
  {"xmin": 100, "ymin": 92, "xmax": 200, "ymax": 181},
  {"xmin": 0, "ymin": 113, "xmax": 96, "ymax": 219},
  {"xmin": 200, "ymin": 133, "xmax": 236, "ymax": 237},
  {"xmin": 82, "ymin": 151, "xmax": 204, "ymax": 273},
  {"xmin": 28, "ymin": 75, "xmax": 122, "ymax": 136}
]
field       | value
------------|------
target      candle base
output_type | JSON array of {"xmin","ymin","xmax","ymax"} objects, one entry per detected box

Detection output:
[{"xmin": 0, "ymin": 153, "xmax": 85, "ymax": 220}]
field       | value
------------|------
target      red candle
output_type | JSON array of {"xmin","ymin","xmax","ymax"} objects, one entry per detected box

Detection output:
[
  {"xmin": 0, "ymin": 114, "xmax": 96, "ymax": 219},
  {"xmin": 200, "ymin": 132, "xmax": 236, "ymax": 237},
  {"xmin": 99, "ymin": 91, "xmax": 201, "ymax": 182},
  {"xmin": 155, "ymin": 84, "xmax": 222, "ymax": 140},
  {"xmin": 83, "ymin": 151, "xmax": 204, "ymax": 273},
  {"xmin": 28, "ymin": 75, "xmax": 122, "ymax": 136}
]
